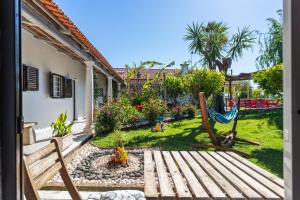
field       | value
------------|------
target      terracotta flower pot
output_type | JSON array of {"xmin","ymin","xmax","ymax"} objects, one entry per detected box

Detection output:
[{"xmin": 54, "ymin": 134, "xmax": 73, "ymax": 150}]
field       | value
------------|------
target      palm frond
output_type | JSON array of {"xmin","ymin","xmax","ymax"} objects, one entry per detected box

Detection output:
[
  {"xmin": 142, "ymin": 61, "xmax": 163, "ymax": 68},
  {"xmin": 184, "ymin": 22, "xmax": 205, "ymax": 55},
  {"xmin": 184, "ymin": 21, "xmax": 229, "ymax": 68},
  {"xmin": 165, "ymin": 61, "xmax": 175, "ymax": 68},
  {"xmin": 228, "ymin": 26, "xmax": 256, "ymax": 60}
]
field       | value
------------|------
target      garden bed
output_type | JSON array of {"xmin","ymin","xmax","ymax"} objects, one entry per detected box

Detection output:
[
  {"xmin": 121, "ymin": 115, "xmax": 193, "ymax": 131},
  {"xmin": 48, "ymin": 144, "xmax": 146, "ymax": 188}
]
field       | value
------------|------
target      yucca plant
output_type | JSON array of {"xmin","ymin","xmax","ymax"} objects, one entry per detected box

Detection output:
[{"xmin": 51, "ymin": 112, "xmax": 74, "ymax": 137}]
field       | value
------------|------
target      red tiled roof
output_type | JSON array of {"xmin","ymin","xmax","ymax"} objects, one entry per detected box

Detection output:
[{"xmin": 40, "ymin": 0, "xmax": 123, "ymax": 81}]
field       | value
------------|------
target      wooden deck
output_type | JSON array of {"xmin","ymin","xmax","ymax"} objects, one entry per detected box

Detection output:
[{"xmin": 144, "ymin": 151, "xmax": 284, "ymax": 200}]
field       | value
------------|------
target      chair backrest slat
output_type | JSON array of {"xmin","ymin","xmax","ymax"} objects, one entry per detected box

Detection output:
[
  {"xmin": 24, "ymin": 139, "xmax": 82, "ymax": 200},
  {"xmin": 26, "ymin": 143, "xmax": 56, "ymax": 165},
  {"xmin": 29, "ymin": 151, "xmax": 59, "ymax": 179},
  {"xmin": 33, "ymin": 162, "xmax": 62, "ymax": 189}
]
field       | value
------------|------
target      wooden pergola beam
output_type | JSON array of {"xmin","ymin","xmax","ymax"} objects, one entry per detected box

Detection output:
[{"xmin": 225, "ymin": 72, "xmax": 255, "ymax": 81}]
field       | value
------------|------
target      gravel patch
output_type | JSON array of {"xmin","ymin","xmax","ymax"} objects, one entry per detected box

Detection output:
[{"xmin": 49, "ymin": 144, "xmax": 144, "ymax": 186}]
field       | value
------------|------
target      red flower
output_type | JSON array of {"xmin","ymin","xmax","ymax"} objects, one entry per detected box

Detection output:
[{"xmin": 135, "ymin": 104, "xmax": 144, "ymax": 111}]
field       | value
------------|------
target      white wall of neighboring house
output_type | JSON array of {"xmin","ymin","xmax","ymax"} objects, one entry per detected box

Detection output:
[{"xmin": 22, "ymin": 30, "xmax": 86, "ymax": 140}]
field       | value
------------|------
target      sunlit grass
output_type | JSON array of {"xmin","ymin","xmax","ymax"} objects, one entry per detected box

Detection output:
[{"xmin": 91, "ymin": 110, "xmax": 283, "ymax": 177}]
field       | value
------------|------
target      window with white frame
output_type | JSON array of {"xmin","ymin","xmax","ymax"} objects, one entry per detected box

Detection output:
[{"xmin": 50, "ymin": 73, "xmax": 65, "ymax": 98}]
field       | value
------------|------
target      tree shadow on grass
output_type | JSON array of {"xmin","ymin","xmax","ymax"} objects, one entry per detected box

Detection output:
[
  {"xmin": 251, "ymin": 148, "xmax": 283, "ymax": 177},
  {"xmin": 238, "ymin": 109, "xmax": 283, "ymax": 132},
  {"xmin": 126, "ymin": 126, "xmax": 210, "ymax": 151}
]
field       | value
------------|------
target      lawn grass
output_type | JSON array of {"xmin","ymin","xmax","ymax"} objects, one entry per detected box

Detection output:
[{"xmin": 91, "ymin": 109, "xmax": 283, "ymax": 177}]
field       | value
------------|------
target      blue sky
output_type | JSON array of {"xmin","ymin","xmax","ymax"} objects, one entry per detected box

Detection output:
[{"xmin": 55, "ymin": 0, "xmax": 282, "ymax": 75}]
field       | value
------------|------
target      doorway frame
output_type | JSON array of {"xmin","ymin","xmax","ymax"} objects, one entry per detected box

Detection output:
[
  {"xmin": 1, "ymin": 0, "xmax": 300, "ymax": 199},
  {"xmin": 0, "ymin": 0, "xmax": 23, "ymax": 199},
  {"xmin": 283, "ymin": 0, "xmax": 300, "ymax": 199}
]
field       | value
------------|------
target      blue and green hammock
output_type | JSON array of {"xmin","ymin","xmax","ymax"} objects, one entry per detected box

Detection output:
[
  {"xmin": 192, "ymin": 93, "xmax": 259, "ymax": 157},
  {"xmin": 208, "ymin": 106, "xmax": 239, "ymax": 124}
]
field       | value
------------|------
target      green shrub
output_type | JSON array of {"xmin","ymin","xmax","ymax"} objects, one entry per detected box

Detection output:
[
  {"xmin": 143, "ymin": 98, "xmax": 169, "ymax": 123},
  {"xmin": 171, "ymin": 105, "xmax": 182, "ymax": 119},
  {"xmin": 181, "ymin": 103, "xmax": 196, "ymax": 118},
  {"xmin": 253, "ymin": 64, "xmax": 283, "ymax": 97},
  {"xmin": 95, "ymin": 102, "xmax": 124, "ymax": 134},
  {"xmin": 206, "ymin": 95, "xmax": 216, "ymax": 108},
  {"xmin": 130, "ymin": 81, "xmax": 160, "ymax": 106},
  {"xmin": 252, "ymin": 88, "xmax": 265, "ymax": 98},
  {"xmin": 183, "ymin": 68, "xmax": 225, "ymax": 99},
  {"xmin": 120, "ymin": 96, "xmax": 143, "ymax": 124},
  {"xmin": 131, "ymin": 94, "xmax": 145, "ymax": 105},
  {"xmin": 95, "ymin": 97, "xmax": 143, "ymax": 134},
  {"xmin": 162, "ymin": 75, "xmax": 184, "ymax": 104}
]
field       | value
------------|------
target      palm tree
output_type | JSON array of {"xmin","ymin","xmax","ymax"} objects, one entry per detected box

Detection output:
[
  {"xmin": 184, "ymin": 21, "xmax": 255, "ymax": 113},
  {"xmin": 184, "ymin": 21, "xmax": 255, "ymax": 74}
]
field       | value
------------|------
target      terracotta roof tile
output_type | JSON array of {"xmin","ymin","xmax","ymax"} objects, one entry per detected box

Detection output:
[{"xmin": 39, "ymin": 0, "xmax": 123, "ymax": 81}]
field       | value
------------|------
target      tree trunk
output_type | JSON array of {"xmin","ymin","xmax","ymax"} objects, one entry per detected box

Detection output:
[
  {"xmin": 214, "ymin": 59, "xmax": 232, "ymax": 113},
  {"xmin": 214, "ymin": 93, "xmax": 225, "ymax": 114}
]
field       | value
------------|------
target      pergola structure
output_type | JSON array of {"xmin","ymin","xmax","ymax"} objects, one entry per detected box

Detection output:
[{"xmin": 225, "ymin": 72, "xmax": 255, "ymax": 100}]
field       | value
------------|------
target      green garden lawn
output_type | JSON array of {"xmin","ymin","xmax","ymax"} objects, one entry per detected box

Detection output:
[{"xmin": 91, "ymin": 110, "xmax": 283, "ymax": 177}]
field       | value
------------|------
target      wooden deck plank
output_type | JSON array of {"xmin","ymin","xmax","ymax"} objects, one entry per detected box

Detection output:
[
  {"xmin": 199, "ymin": 152, "xmax": 262, "ymax": 200},
  {"xmin": 226, "ymin": 152, "xmax": 284, "ymax": 187},
  {"xmin": 153, "ymin": 150, "xmax": 175, "ymax": 199},
  {"xmin": 180, "ymin": 151, "xmax": 226, "ymax": 199},
  {"xmin": 208, "ymin": 152, "xmax": 280, "ymax": 199},
  {"xmin": 162, "ymin": 151, "xmax": 192, "ymax": 199},
  {"xmin": 218, "ymin": 152, "xmax": 284, "ymax": 198},
  {"xmin": 171, "ymin": 151, "xmax": 210, "ymax": 200},
  {"xmin": 144, "ymin": 151, "xmax": 158, "ymax": 199},
  {"xmin": 189, "ymin": 151, "xmax": 244, "ymax": 200}
]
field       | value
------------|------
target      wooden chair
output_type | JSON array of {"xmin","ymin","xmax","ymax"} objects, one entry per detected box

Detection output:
[
  {"xmin": 192, "ymin": 92, "xmax": 259, "ymax": 157},
  {"xmin": 23, "ymin": 138, "xmax": 82, "ymax": 200}
]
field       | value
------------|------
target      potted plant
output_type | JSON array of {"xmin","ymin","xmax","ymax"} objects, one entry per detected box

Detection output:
[{"xmin": 51, "ymin": 112, "xmax": 74, "ymax": 150}]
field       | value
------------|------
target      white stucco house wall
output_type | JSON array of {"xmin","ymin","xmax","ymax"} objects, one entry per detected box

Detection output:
[{"xmin": 21, "ymin": 0, "xmax": 124, "ymax": 144}]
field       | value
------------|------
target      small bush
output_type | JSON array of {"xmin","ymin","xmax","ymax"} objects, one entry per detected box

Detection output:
[
  {"xmin": 143, "ymin": 98, "xmax": 169, "ymax": 123},
  {"xmin": 182, "ymin": 103, "xmax": 196, "ymax": 118},
  {"xmin": 95, "ymin": 97, "xmax": 143, "ymax": 134},
  {"xmin": 119, "ymin": 96, "xmax": 143, "ymax": 125},
  {"xmin": 123, "ymin": 104, "xmax": 143, "ymax": 126},
  {"xmin": 94, "ymin": 102, "xmax": 124, "ymax": 134},
  {"xmin": 131, "ymin": 94, "xmax": 145, "ymax": 105},
  {"xmin": 171, "ymin": 105, "xmax": 183, "ymax": 119}
]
